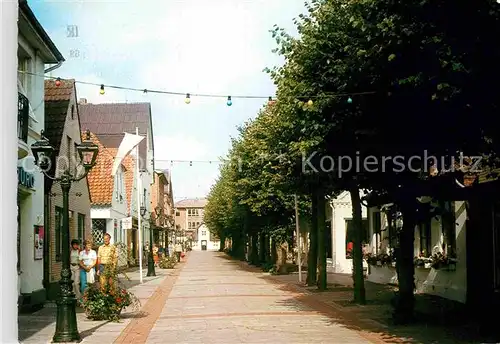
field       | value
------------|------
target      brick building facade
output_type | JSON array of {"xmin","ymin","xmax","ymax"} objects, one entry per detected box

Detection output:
[{"xmin": 44, "ymin": 80, "xmax": 91, "ymax": 298}]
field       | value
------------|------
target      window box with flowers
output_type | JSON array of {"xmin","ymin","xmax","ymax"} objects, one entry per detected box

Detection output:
[
  {"xmin": 364, "ymin": 252, "xmax": 394, "ymax": 267},
  {"xmin": 81, "ymin": 266, "xmax": 140, "ymax": 321},
  {"xmin": 414, "ymin": 256, "xmax": 432, "ymax": 269},
  {"xmin": 430, "ymin": 252, "xmax": 457, "ymax": 271}
]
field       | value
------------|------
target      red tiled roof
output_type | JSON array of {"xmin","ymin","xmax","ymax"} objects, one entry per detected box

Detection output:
[
  {"xmin": 45, "ymin": 78, "xmax": 74, "ymax": 101},
  {"xmin": 85, "ymin": 132, "xmax": 115, "ymax": 206},
  {"xmin": 44, "ymin": 79, "xmax": 75, "ymax": 193}
]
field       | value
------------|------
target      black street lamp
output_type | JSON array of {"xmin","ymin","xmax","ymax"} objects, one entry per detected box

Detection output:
[
  {"xmin": 140, "ymin": 205, "xmax": 156, "ymax": 277},
  {"xmin": 31, "ymin": 129, "xmax": 98, "ymax": 343}
]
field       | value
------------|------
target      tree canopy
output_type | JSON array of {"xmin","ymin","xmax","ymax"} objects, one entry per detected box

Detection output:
[{"xmin": 204, "ymin": 0, "xmax": 500, "ymax": 323}]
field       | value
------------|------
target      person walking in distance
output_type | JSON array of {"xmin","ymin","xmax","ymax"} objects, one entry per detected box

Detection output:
[
  {"xmin": 70, "ymin": 239, "xmax": 82, "ymax": 301},
  {"xmin": 96, "ymin": 233, "xmax": 117, "ymax": 289},
  {"xmin": 174, "ymin": 242, "xmax": 182, "ymax": 262}
]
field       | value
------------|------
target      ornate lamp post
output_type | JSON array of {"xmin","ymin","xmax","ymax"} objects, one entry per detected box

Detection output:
[
  {"xmin": 31, "ymin": 130, "xmax": 98, "ymax": 343},
  {"xmin": 140, "ymin": 205, "xmax": 147, "ymax": 262},
  {"xmin": 139, "ymin": 205, "xmax": 156, "ymax": 276}
]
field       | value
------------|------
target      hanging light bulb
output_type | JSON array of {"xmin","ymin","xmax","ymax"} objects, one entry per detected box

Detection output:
[
  {"xmin": 347, "ymin": 97, "xmax": 353, "ymax": 104},
  {"xmin": 189, "ymin": 161, "xmax": 193, "ymax": 166},
  {"xmin": 226, "ymin": 96, "xmax": 232, "ymax": 106},
  {"xmin": 307, "ymin": 99, "xmax": 313, "ymax": 106},
  {"xmin": 99, "ymin": 84, "xmax": 105, "ymax": 95},
  {"xmin": 143, "ymin": 89, "xmax": 148, "ymax": 94},
  {"xmin": 268, "ymin": 96, "xmax": 273, "ymax": 104},
  {"xmin": 185, "ymin": 93, "xmax": 191, "ymax": 104},
  {"xmin": 55, "ymin": 77, "xmax": 61, "ymax": 87}
]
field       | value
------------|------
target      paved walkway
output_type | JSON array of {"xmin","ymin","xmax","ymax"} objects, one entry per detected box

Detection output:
[{"xmin": 145, "ymin": 251, "xmax": 372, "ymax": 344}]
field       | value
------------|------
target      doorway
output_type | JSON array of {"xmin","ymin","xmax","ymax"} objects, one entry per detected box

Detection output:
[{"xmin": 201, "ymin": 240, "xmax": 207, "ymax": 251}]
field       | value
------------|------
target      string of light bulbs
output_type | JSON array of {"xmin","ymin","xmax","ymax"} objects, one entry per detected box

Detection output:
[{"xmin": 19, "ymin": 70, "xmax": 377, "ymax": 106}]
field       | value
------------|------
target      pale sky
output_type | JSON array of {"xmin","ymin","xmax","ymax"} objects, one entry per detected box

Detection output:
[{"xmin": 30, "ymin": 0, "xmax": 305, "ymax": 201}]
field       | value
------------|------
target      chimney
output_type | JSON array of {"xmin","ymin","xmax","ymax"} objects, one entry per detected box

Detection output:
[{"xmin": 79, "ymin": 98, "xmax": 87, "ymax": 104}]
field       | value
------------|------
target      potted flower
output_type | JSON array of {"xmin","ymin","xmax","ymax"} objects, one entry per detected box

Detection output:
[
  {"xmin": 159, "ymin": 255, "xmax": 176, "ymax": 269},
  {"xmin": 81, "ymin": 266, "xmax": 140, "ymax": 321}
]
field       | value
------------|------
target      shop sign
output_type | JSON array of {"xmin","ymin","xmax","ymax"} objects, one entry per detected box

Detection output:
[{"xmin": 18, "ymin": 166, "xmax": 35, "ymax": 189}]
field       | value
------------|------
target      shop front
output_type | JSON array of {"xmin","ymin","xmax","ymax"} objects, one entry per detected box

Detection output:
[{"xmin": 17, "ymin": 165, "xmax": 46, "ymax": 311}]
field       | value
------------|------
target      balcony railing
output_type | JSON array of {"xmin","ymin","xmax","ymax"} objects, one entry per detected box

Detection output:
[{"xmin": 18, "ymin": 92, "xmax": 29, "ymax": 143}]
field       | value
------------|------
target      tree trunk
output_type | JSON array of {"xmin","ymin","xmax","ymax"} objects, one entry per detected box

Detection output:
[
  {"xmin": 317, "ymin": 190, "xmax": 327, "ymax": 290},
  {"xmin": 393, "ymin": 202, "xmax": 416, "ymax": 324},
  {"xmin": 219, "ymin": 233, "xmax": 226, "ymax": 252},
  {"xmin": 276, "ymin": 242, "xmax": 288, "ymax": 274},
  {"xmin": 350, "ymin": 187, "xmax": 366, "ymax": 304},
  {"xmin": 307, "ymin": 192, "xmax": 319, "ymax": 286},
  {"xmin": 259, "ymin": 232, "xmax": 266, "ymax": 263},
  {"xmin": 250, "ymin": 232, "xmax": 259, "ymax": 265},
  {"xmin": 270, "ymin": 236, "xmax": 277, "ymax": 266}
]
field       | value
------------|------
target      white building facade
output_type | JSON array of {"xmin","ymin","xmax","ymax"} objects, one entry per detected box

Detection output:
[
  {"xmin": 17, "ymin": 1, "xmax": 65, "ymax": 309},
  {"xmin": 365, "ymin": 201, "xmax": 467, "ymax": 303},
  {"xmin": 326, "ymin": 191, "xmax": 368, "ymax": 274},
  {"xmin": 193, "ymin": 224, "xmax": 220, "ymax": 251}
]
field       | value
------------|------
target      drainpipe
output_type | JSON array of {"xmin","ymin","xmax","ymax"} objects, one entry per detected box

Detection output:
[
  {"xmin": 330, "ymin": 201, "xmax": 336, "ymax": 273},
  {"xmin": 43, "ymin": 193, "xmax": 51, "ymax": 299},
  {"xmin": 44, "ymin": 61, "xmax": 63, "ymax": 74}
]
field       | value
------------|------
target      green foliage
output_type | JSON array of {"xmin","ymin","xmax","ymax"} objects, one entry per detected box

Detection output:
[
  {"xmin": 205, "ymin": 0, "xmax": 500, "ymax": 296},
  {"xmin": 81, "ymin": 267, "xmax": 140, "ymax": 322},
  {"xmin": 158, "ymin": 255, "xmax": 176, "ymax": 269}
]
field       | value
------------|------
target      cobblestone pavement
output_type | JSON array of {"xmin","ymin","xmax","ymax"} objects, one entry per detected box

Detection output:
[
  {"xmin": 265, "ymin": 271, "xmax": 496, "ymax": 344},
  {"xmin": 145, "ymin": 251, "xmax": 374, "ymax": 344}
]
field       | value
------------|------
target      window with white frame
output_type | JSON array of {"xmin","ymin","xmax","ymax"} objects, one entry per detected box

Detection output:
[{"xmin": 18, "ymin": 55, "xmax": 32, "ymax": 96}]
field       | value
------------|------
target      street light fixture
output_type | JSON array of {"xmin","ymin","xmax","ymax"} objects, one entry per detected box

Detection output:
[{"xmin": 31, "ymin": 129, "xmax": 98, "ymax": 343}]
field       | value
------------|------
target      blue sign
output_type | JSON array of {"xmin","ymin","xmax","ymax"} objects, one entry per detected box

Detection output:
[{"xmin": 18, "ymin": 166, "xmax": 35, "ymax": 189}]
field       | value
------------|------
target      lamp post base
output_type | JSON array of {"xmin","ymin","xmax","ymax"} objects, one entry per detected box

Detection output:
[
  {"xmin": 146, "ymin": 254, "xmax": 156, "ymax": 277},
  {"xmin": 52, "ymin": 296, "xmax": 80, "ymax": 343}
]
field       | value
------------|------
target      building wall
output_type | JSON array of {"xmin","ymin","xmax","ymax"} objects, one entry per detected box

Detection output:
[
  {"xmin": 365, "ymin": 201, "xmax": 467, "ymax": 303},
  {"xmin": 17, "ymin": 33, "xmax": 47, "ymax": 297},
  {"xmin": 175, "ymin": 208, "xmax": 188, "ymax": 232},
  {"xmin": 327, "ymin": 191, "xmax": 368, "ymax": 274},
  {"xmin": 192, "ymin": 224, "xmax": 220, "ymax": 251},
  {"xmin": 48, "ymin": 96, "xmax": 91, "ymax": 283},
  {"xmin": 111, "ymin": 165, "xmax": 128, "ymax": 244}
]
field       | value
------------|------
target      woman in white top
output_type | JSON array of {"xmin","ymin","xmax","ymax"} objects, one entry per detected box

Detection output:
[{"xmin": 79, "ymin": 240, "xmax": 97, "ymax": 295}]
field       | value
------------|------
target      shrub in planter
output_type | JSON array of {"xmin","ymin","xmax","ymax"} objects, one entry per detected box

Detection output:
[
  {"xmin": 81, "ymin": 266, "xmax": 140, "ymax": 321},
  {"xmin": 159, "ymin": 256, "xmax": 176, "ymax": 269}
]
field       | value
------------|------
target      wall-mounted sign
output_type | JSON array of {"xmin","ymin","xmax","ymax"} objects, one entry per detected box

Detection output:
[
  {"xmin": 121, "ymin": 217, "xmax": 132, "ymax": 230},
  {"xmin": 18, "ymin": 166, "xmax": 35, "ymax": 189}
]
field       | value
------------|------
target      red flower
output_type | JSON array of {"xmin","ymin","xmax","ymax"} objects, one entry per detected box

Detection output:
[
  {"xmin": 121, "ymin": 290, "xmax": 127, "ymax": 295},
  {"xmin": 115, "ymin": 297, "xmax": 122, "ymax": 303}
]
